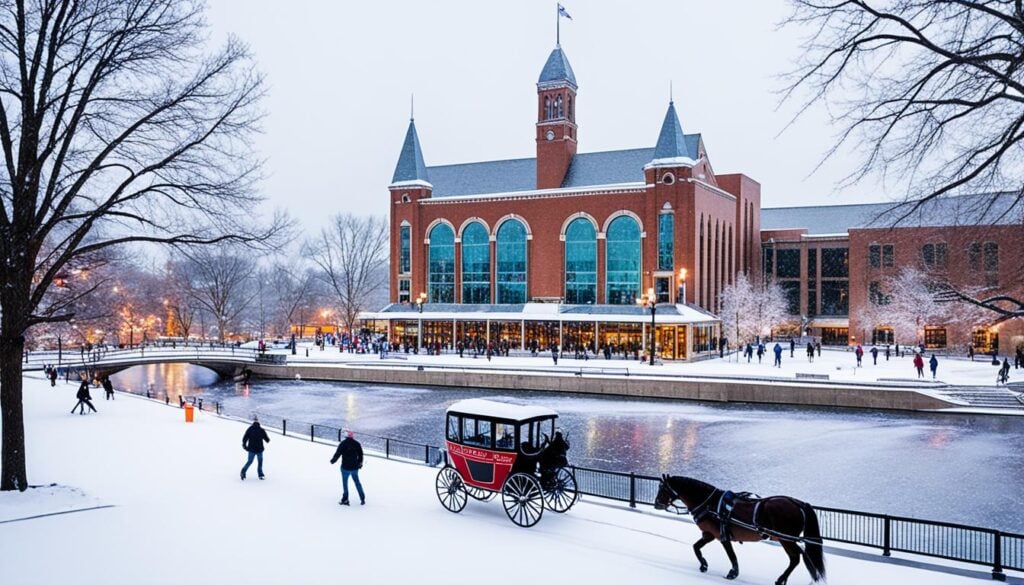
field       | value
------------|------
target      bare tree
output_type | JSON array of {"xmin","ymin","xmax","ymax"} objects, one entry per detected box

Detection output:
[
  {"xmin": 265, "ymin": 260, "xmax": 318, "ymax": 338},
  {"xmin": 0, "ymin": 1, "xmax": 285, "ymax": 491},
  {"xmin": 306, "ymin": 214, "xmax": 389, "ymax": 335},
  {"xmin": 720, "ymin": 273, "xmax": 790, "ymax": 348},
  {"xmin": 178, "ymin": 249, "xmax": 257, "ymax": 342}
]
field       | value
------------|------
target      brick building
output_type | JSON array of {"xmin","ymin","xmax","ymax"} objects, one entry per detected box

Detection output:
[
  {"xmin": 761, "ymin": 195, "xmax": 1024, "ymax": 352},
  {"xmin": 364, "ymin": 43, "xmax": 764, "ymax": 360}
]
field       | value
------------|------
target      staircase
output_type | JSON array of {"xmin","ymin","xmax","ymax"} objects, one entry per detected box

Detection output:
[{"xmin": 935, "ymin": 386, "xmax": 1024, "ymax": 409}]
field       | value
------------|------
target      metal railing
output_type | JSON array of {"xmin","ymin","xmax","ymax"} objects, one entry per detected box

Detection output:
[{"xmin": 113, "ymin": 383, "xmax": 1020, "ymax": 580}]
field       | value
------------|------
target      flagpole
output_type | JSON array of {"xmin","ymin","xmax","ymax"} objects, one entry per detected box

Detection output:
[{"xmin": 556, "ymin": 4, "xmax": 560, "ymax": 46}]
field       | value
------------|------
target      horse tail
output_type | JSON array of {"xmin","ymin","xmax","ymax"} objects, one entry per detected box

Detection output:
[{"xmin": 800, "ymin": 502, "xmax": 826, "ymax": 582}]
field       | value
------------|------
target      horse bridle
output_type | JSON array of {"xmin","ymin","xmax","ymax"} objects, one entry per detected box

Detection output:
[{"xmin": 659, "ymin": 476, "xmax": 719, "ymax": 518}]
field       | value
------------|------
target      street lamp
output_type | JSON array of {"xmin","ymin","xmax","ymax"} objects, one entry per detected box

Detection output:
[
  {"xmin": 637, "ymin": 286, "xmax": 657, "ymax": 366},
  {"xmin": 416, "ymin": 292, "xmax": 427, "ymax": 351},
  {"xmin": 678, "ymin": 267, "xmax": 688, "ymax": 305}
]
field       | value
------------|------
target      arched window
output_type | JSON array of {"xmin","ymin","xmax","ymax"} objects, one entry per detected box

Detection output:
[
  {"xmin": 556, "ymin": 95, "xmax": 563, "ymax": 118},
  {"xmin": 568, "ymin": 95, "xmax": 573, "ymax": 120},
  {"xmin": 564, "ymin": 218, "xmax": 596, "ymax": 304},
  {"xmin": 496, "ymin": 220, "xmax": 527, "ymax": 304},
  {"xmin": 605, "ymin": 215, "xmax": 641, "ymax": 305},
  {"xmin": 544, "ymin": 96, "xmax": 551, "ymax": 120},
  {"xmin": 461, "ymin": 222, "xmax": 490, "ymax": 304},
  {"xmin": 428, "ymin": 223, "xmax": 455, "ymax": 303}
]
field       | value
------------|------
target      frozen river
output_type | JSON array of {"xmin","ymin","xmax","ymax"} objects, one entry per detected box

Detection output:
[{"xmin": 112, "ymin": 363, "xmax": 1024, "ymax": 532}]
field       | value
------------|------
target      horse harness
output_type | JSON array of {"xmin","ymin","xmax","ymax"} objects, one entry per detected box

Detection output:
[{"xmin": 667, "ymin": 484, "xmax": 811, "ymax": 545}]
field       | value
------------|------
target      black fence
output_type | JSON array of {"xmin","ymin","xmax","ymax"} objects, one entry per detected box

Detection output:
[{"xmin": 121, "ymin": 385, "xmax": 1020, "ymax": 580}]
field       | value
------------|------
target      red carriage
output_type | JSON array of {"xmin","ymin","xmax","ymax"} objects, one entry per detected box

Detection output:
[{"xmin": 435, "ymin": 399, "xmax": 579, "ymax": 527}]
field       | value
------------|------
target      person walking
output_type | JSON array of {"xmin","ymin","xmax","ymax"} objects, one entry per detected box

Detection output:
[
  {"xmin": 745, "ymin": 343, "xmax": 753, "ymax": 363},
  {"xmin": 756, "ymin": 343, "xmax": 765, "ymax": 364},
  {"xmin": 330, "ymin": 430, "xmax": 365, "ymax": 506},
  {"xmin": 913, "ymin": 352, "xmax": 925, "ymax": 378},
  {"xmin": 48, "ymin": 366, "xmax": 58, "ymax": 387},
  {"xmin": 929, "ymin": 354, "xmax": 939, "ymax": 379},
  {"xmin": 806, "ymin": 342, "xmax": 814, "ymax": 363},
  {"xmin": 998, "ymin": 358, "xmax": 1011, "ymax": 385},
  {"xmin": 855, "ymin": 344, "xmax": 864, "ymax": 367},
  {"xmin": 551, "ymin": 344, "xmax": 559, "ymax": 366},
  {"xmin": 885, "ymin": 345, "xmax": 891, "ymax": 361},
  {"xmin": 240, "ymin": 416, "xmax": 270, "ymax": 480},
  {"xmin": 101, "ymin": 376, "xmax": 114, "ymax": 400},
  {"xmin": 773, "ymin": 342, "xmax": 783, "ymax": 368},
  {"xmin": 870, "ymin": 346, "xmax": 879, "ymax": 365},
  {"xmin": 789, "ymin": 338, "xmax": 795, "ymax": 358},
  {"xmin": 815, "ymin": 341, "xmax": 821, "ymax": 357},
  {"xmin": 71, "ymin": 377, "xmax": 97, "ymax": 415}
]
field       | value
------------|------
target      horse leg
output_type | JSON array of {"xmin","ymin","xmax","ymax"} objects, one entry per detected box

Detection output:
[
  {"xmin": 693, "ymin": 531, "xmax": 714, "ymax": 573},
  {"xmin": 775, "ymin": 541, "xmax": 802, "ymax": 585},
  {"xmin": 721, "ymin": 540, "xmax": 739, "ymax": 580}
]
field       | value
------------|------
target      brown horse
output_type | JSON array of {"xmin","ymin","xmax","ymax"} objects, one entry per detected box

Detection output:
[{"xmin": 654, "ymin": 475, "xmax": 825, "ymax": 585}]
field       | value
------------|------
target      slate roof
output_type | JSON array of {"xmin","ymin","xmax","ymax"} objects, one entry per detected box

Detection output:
[
  {"xmin": 652, "ymin": 101, "xmax": 700, "ymax": 161},
  {"xmin": 538, "ymin": 46, "xmax": 577, "ymax": 88},
  {"xmin": 762, "ymin": 192, "xmax": 1023, "ymax": 236},
  {"xmin": 391, "ymin": 119, "xmax": 430, "ymax": 184}
]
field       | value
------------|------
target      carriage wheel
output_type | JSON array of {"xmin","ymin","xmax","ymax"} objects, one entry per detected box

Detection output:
[
  {"xmin": 435, "ymin": 466, "xmax": 467, "ymax": 514},
  {"xmin": 543, "ymin": 467, "xmax": 578, "ymax": 513},
  {"xmin": 465, "ymin": 484, "xmax": 496, "ymax": 502},
  {"xmin": 502, "ymin": 472, "xmax": 544, "ymax": 527}
]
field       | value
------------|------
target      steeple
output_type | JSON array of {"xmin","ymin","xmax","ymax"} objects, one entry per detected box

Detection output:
[
  {"xmin": 538, "ymin": 46, "xmax": 577, "ymax": 90},
  {"xmin": 650, "ymin": 100, "xmax": 698, "ymax": 166},
  {"xmin": 391, "ymin": 118, "xmax": 430, "ymax": 186}
]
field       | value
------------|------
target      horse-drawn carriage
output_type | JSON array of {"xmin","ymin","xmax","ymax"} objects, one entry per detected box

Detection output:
[{"xmin": 435, "ymin": 399, "xmax": 578, "ymax": 527}]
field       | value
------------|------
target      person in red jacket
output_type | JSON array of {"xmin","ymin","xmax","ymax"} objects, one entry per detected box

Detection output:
[{"xmin": 913, "ymin": 352, "xmax": 925, "ymax": 378}]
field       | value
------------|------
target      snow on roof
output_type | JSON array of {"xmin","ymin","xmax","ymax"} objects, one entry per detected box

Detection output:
[{"xmin": 447, "ymin": 398, "xmax": 558, "ymax": 422}]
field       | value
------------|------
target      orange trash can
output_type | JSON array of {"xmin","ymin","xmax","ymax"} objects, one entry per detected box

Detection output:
[{"xmin": 184, "ymin": 403, "xmax": 194, "ymax": 423}]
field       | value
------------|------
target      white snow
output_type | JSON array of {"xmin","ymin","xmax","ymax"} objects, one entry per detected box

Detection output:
[
  {"xmin": 447, "ymin": 398, "xmax": 558, "ymax": 421},
  {"xmin": 0, "ymin": 376, "xmax": 1007, "ymax": 584}
]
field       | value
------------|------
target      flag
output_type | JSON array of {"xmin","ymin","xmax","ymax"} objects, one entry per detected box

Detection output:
[{"xmin": 558, "ymin": 3, "xmax": 572, "ymax": 20}]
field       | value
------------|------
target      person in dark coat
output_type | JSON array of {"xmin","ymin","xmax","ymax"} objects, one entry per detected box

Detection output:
[
  {"xmin": 789, "ymin": 338, "xmax": 795, "ymax": 358},
  {"xmin": 773, "ymin": 343, "xmax": 783, "ymax": 367},
  {"xmin": 998, "ymin": 358, "xmax": 1011, "ymax": 385},
  {"xmin": 101, "ymin": 376, "xmax": 114, "ymax": 400},
  {"xmin": 929, "ymin": 355, "xmax": 939, "ymax": 379},
  {"xmin": 870, "ymin": 346, "xmax": 879, "ymax": 365},
  {"xmin": 71, "ymin": 378, "xmax": 97, "ymax": 414},
  {"xmin": 330, "ymin": 430, "xmax": 365, "ymax": 505},
  {"xmin": 241, "ymin": 417, "xmax": 270, "ymax": 480},
  {"xmin": 48, "ymin": 366, "xmax": 58, "ymax": 387}
]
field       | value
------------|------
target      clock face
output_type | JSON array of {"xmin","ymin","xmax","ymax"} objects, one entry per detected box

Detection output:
[{"xmin": 545, "ymin": 130, "xmax": 555, "ymax": 141}]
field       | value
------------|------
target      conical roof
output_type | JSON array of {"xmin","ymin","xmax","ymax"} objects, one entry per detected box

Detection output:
[
  {"xmin": 391, "ymin": 119, "xmax": 430, "ymax": 185},
  {"xmin": 652, "ymin": 101, "xmax": 698, "ymax": 162},
  {"xmin": 538, "ymin": 46, "xmax": 577, "ymax": 89}
]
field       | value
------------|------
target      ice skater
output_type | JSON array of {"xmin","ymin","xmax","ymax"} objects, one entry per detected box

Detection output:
[
  {"xmin": 913, "ymin": 352, "xmax": 925, "ymax": 378},
  {"xmin": 71, "ymin": 377, "xmax": 97, "ymax": 414},
  {"xmin": 929, "ymin": 354, "xmax": 939, "ymax": 379},
  {"xmin": 330, "ymin": 430, "xmax": 365, "ymax": 505},
  {"xmin": 101, "ymin": 376, "xmax": 114, "ymax": 400},
  {"xmin": 241, "ymin": 416, "xmax": 270, "ymax": 480},
  {"xmin": 773, "ymin": 342, "xmax": 782, "ymax": 367}
]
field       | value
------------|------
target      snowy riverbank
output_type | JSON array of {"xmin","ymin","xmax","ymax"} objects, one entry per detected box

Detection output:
[{"xmin": 0, "ymin": 375, "xmax": 1015, "ymax": 584}]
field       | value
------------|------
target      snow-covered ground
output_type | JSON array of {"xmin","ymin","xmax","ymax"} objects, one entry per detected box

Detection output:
[
  {"xmin": 288, "ymin": 343, "xmax": 1011, "ymax": 388},
  {"xmin": 0, "ymin": 376, "xmax": 1010, "ymax": 584}
]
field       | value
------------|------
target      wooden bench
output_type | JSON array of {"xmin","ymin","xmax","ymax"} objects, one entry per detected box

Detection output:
[{"xmin": 795, "ymin": 372, "xmax": 829, "ymax": 381}]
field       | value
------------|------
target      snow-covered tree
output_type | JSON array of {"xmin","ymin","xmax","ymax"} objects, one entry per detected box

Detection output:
[{"xmin": 719, "ymin": 273, "xmax": 789, "ymax": 346}]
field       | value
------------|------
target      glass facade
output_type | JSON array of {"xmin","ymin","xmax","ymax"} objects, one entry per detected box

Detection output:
[
  {"xmin": 564, "ymin": 218, "xmax": 597, "ymax": 304},
  {"xmin": 399, "ymin": 224, "xmax": 411, "ymax": 274},
  {"xmin": 428, "ymin": 223, "xmax": 455, "ymax": 303},
  {"xmin": 807, "ymin": 248, "xmax": 817, "ymax": 317},
  {"xmin": 605, "ymin": 216, "xmax": 641, "ymax": 305},
  {"xmin": 776, "ymin": 249, "xmax": 800, "ymax": 278},
  {"xmin": 496, "ymin": 220, "xmax": 527, "ymax": 304},
  {"xmin": 821, "ymin": 248, "xmax": 849, "ymax": 278},
  {"xmin": 820, "ymin": 281, "xmax": 849, "ymax": 315},
  {"xmin": 657, "ymin": 213, "xmax": 674, "ymax": 271},
  {"xmin": 461, "ymin": 222, "xmax": 490, "ymax": 303}
]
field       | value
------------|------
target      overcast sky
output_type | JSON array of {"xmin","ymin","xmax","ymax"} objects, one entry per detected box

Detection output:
[{"xmin": 205, "ymin": 0, "xmax": 883, "ymax": 231}]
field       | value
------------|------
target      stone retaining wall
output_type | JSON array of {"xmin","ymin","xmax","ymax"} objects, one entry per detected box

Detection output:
[{"xmin": 247, "ymin": 364, "xmax": 955, "ymax": 412}]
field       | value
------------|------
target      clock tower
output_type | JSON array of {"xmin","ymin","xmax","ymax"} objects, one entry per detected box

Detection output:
[{"xmin": 536, "ymin": 46, "xmax": 578, "ymax": 190}]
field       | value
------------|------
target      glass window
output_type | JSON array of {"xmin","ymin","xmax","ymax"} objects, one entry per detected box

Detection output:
[
  {"xmin": 658, "ymin": 213, "xmax": 674, "ymax": 271},
  {"xmin": 779, "ymin": 280, "xmax": 800, "ymax": 314},
  {"xmin": 461, "ymin": 417, "xmax": 492, "ymax": 448},
  {"xmin": 969, "ymin": 242, "xmax": 981, "ymax": 270},
  {"xmin": 922, "ymin": 243, "xmax": 947, "ymax": 269},
  {"xmin": 924, "ymin": 327, "xmax": 947, "ymax": 349},
  {"xmin": 869, "ymin": 245, "xmax": 881, "ymax": 268},
  {"xmin": 398, "ymin": 279, "xmax": 410, "ymax": 304},
  {"xmin": 461, "ymin": 222, "xmax": 490, "ymax": 303},
  {"xmin": 762, "ymin": 245, "xmax": 774, "ymax": 279},
  {"xmin": 820, "ymin": 281, "xmax": 849, "ymax": 315},
  {"xmin": 821, "ymin": 248, "xmax": 849, "ymax": 278},
  {"xmin": 496, "ymin": 220, "xmax": 527, "ymax": 304},
  {"xmin": 399, "ymin": 224, "xmax": 411, "ymax": 274},
  {"xmin": 983, "ymin": 242, "xmax": 998, "ymax": 272},
  {"xmin": 776, "ymin": 249, "xmax": 800, "ymax": 278},
  {"xmin": 882, "ymin": 244, "xmax": 894, "ymax": 267},
  {"xmin": 869, "ymin": 281, "xmax": 890, "ymax": 305},
  {"xmin": 428, "ymin": 223, "xmax": 455, "ymax": 303},
  {"xmin": 922, "ymin": 243, "xmax": 934, "ymax": 267},
  {"xmin": 564, "ymin": 218, "xmax": 597, "ymax": 304},
  {"xmin": 495, "ymin": 422, "xmax": 516, "ymax": 451},
  {"xmin": 446, "ymin": 415, "xmax": 460, "ymax": 441},
  {"xmin": 655, "ymin": 277, "xmax": 671, "ymax": 303},
  {"xmin": 605, "ymin": 215, "xmax": 641, "ymax": 305}
]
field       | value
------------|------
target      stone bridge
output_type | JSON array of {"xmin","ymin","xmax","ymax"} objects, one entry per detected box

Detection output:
[{"xmin": 24, "ymin": 346, "xmax": 280, "ymax": 379}]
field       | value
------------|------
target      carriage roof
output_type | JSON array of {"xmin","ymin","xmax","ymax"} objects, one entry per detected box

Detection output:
[{"xmin": 446, "ymin": 399, "xmax": 558, "ymax": 423}]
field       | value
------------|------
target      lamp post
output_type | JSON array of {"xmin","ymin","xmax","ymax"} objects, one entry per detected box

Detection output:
[
  {"xmin": 637, "ymin": 287, "xmax": 657, "ymax": 365},
  {"xmin": 678, "ymin": 267, "xmax": 688, "ymax": 304},
  {"xmin": 416, "ymin": 292, "xmax": 427, "ymax": 351}
]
